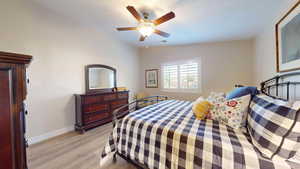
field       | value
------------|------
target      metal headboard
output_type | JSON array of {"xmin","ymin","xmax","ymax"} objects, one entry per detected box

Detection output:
[{"xmin": 260, "ymin": 72, "xmax": 300, "ymax": 101}]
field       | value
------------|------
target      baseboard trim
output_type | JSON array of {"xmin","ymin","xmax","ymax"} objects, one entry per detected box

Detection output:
[{"xmin": 27, "ymin": 126, "xmax": 74, "ymax": 145}]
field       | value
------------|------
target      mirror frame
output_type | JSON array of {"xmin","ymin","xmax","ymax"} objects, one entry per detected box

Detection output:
[{"xmin": 85, "ymin": 64, "xmax": 117, "ymax": 94}]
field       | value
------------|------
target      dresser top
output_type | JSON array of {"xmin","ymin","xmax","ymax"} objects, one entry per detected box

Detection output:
[{"xmin": 75, "ymin": 90, "xmax": 129, "ymax": 97}]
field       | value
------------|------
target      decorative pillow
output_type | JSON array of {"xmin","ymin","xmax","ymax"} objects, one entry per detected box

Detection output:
[
  {"xmin": 276, "ymin": 101, "xmax": 300, "ymax": 161},
  {"xmin": 247, "ymin": 94, "xmax": 299, "ymax": 159},
  {"xmin": 192, "ymin": 100, "xmax": 212, "ymax": 120},
  {"xmin": 287, "ymin": 150, "xmax": 300, "ymax": 167},
  {"xmin": 226, "ymin": 86, "xmax": 259, "ymax": 100},
  {"xmin": 276, "ymin": 109, "xmax": 300, "ymax": 160},
  {"xmin": 208, "ymin": 94, "xmax": 251, "ymax": 129}
]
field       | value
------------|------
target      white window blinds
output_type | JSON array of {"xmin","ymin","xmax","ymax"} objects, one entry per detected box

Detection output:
[
  {"xmin": 163, "ymin": 65, "xmax": 178, "ymax": 89},
  {"xmin": 162, "ymin": 62, "xmax": 199, "ymax": 91},
  {"xmin": 180, "ymin": 63, "xmax": 198, "ymax": 89}
]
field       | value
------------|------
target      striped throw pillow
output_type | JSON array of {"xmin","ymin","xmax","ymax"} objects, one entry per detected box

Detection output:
[
  {"xmin": 247, "ymin": 94, "xmax": 299, "ymax": 159},
  {"xmin": 276, "ymin": 101, "xmax": 300, "ymax": 160}
]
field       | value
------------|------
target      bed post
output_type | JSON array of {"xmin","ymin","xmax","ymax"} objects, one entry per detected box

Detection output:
[
  {"xmin": 113, "ymin": 154, "xmax": 117, "ymax": 163},
  {"xmin": 275, "ymin": 76, "xmax": 279, "ymax": 96},
  {"xmin": 287, "ymin": 82, "xmax": 290, "ymax": 101},
  {"xmin": 260, "ymin": 82, "xmax": 265, "ymax": 94}
]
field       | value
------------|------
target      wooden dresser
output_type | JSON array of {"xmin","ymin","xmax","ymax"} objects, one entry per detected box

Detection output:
[
  {"xmin": 0, "ymin": 51, "xmax": 32, "ymax": 169},
  {"xmin": 75, "ymin": 91, "xmax": 129, "ymax": 133}
]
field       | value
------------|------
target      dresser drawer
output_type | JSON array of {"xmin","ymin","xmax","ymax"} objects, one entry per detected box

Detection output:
[
  {"xmin": 83, "ymin": 104, "xmax": 108, "ymax": 113},
  {"xmin": 82, "ymin": 96, "xmax": 102, "ymax": 104},
  {"xmin": 103, "ymin": 94, "xmax": 116, "ymax": 101},
  {"xmin": 118, "ymin": 92, "xmax": 128, "ymax": 99},
  {"xmin": 84, "ymin": 112, "xmax": 110, "ymax": 124},
  {"xmin": 111, "ymin": 99, "xmax": 128, "ymax": 110}
]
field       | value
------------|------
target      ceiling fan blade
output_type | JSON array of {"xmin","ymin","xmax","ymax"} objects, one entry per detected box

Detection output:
[
  {"xmin": 139, "ymin": 36, "xmax": 146, "ymax": 41},
  {"xmin": 126, "ymin": 6, "xmax": 142, "ymax": 22},
  {"xmin": 154, "ymin": 29, "xmax": 170, "ymax": 37},
  {"xmin": 153, "ymin": 12, "xmax": 175, "ymax": 25},
  {"xmin": 116, "ymin": 27, "xmax": 137, "ymax": 31}
]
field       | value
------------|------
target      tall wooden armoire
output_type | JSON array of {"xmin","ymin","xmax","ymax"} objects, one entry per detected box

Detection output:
[{"xmin": 0, "ymin": 51, "xmax": 32, "ymax": 169}]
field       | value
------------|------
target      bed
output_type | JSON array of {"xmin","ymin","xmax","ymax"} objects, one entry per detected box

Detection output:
[{"xmin": 101, "ymin": 73, "xmax": 300, "ymax": 169}]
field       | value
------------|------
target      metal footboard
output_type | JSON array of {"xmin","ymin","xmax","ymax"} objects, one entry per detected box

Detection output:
[{"xmin": 111, "ymin": 95, "xmax": 168, "ymax": 128}]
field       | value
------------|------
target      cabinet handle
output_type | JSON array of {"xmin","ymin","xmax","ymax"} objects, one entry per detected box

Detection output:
[{"xmin": 25, "ymin": 139, "xmax": 29, "ymax": 148}]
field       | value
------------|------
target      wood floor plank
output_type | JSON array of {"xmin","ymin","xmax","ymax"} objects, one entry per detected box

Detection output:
[{"xmin": 27, "ymin": 123, "xmax": 136, "ymax": 169}]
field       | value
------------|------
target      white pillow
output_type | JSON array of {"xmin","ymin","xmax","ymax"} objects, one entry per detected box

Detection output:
[
  {"xmin": 292, "ymin": 101, "xmax": 300, "ymax": 110},
  {"xmin": 194, "ymin": 92, "xmax": 226, "ymax": 105},
  {"xmin": 193, "ymin": 96, "xmax": 205, "ymax": 105},
  {"xmin": 207, "ymin": 92, "xmax": 226, "ymax": 104}
]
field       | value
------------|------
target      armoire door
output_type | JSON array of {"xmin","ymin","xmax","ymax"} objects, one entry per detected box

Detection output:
[{"xmin": 0, "ymin": 68, "xmax": 15, "ymax": 169}]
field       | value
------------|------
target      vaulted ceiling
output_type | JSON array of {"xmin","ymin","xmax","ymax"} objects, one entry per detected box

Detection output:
[{"xmin": 33, "ymin": 0, "xmax": 286, "ymax": 46}]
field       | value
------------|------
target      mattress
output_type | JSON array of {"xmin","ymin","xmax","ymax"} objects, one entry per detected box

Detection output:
[{"xmin": 101, "ymin": 100, "xmax": 291, "ymax": 169}]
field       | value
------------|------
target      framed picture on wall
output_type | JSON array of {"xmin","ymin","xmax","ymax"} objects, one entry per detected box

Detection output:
[
  {"xmin": 145, "ymin": 69, "xmax": 158, "ymax": 88},
  {"xmin": 276, "ymin": 1, "xmax": 300, "ymax": 72}
]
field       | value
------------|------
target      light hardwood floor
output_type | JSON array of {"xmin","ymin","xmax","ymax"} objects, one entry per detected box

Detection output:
[{"xmin": 27, "ymin": 123, "xmax": 136, "ymax": 169}]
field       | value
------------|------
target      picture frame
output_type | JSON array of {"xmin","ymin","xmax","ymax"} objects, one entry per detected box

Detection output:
[
  {"xmin": 145, "ymin": 69, "xmax": 158, "ymax": 88},
  {"xmin": 276, "ymin": 1, "xmax": 300, "ymax": 72}
]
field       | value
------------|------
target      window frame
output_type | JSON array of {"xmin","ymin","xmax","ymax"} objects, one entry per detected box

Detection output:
[{"xmin": 161, "ymin": 59, "xmax": 201, "ymax": 93}]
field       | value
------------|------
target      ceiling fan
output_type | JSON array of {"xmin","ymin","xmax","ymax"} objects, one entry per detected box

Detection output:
[{"xmin": 117, "ymin": 6, "xmax": 175, "ymax": 41}]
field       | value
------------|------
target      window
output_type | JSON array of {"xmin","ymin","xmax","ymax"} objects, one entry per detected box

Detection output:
[
  {"xmin": 163, "ymin": 65, "xmax": 178, "ymax": 89},
  {"xmin": 162, "ymin": 62, "xmax": 199, "ymax": 92}
]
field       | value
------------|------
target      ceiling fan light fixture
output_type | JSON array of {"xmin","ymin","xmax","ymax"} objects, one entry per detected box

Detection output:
[
  {"xmin": 117, "ymin": 6, "xmax": 175, "ymax": 42},
  {"xmin": 137, "ymin": 21, "xmax": 155, "ymax": 37}
]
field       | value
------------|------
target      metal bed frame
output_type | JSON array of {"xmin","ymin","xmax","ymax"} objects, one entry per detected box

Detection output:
[
  {"xmin": 110, "ymin": 72, "xmax": 300, "ymax": 168},
  {"xmin": 260, "ymin": 72, "xmax": 300, "ymax": 101},
  {"xmin": 111, "ymin": 95, "xmax": 168, "ymax": 128}
]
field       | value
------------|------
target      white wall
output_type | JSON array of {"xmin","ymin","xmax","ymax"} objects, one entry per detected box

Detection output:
[
  {"xmin": 253, "ymin": 0, "xmax": 299, "ymax": 85},
  {"xmin": 3, "ymin": 0, "xmax": 296, "ymax": 143},
  {"xmin": 0, "ymin": 0, "xmax": 139, "ymax": 143},
  {"xmin": 139, "ymin": 40, "xmax": 254, "ymax": 101}
]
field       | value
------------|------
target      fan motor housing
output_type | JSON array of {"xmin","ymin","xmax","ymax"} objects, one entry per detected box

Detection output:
[{"xmin": 142, "ymin": 12, "xmax": 150, "ymax": 20}]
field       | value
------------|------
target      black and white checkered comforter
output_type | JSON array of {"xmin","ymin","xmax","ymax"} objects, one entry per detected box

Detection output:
[{"xmin": 101, "ymin": 100, "xmax": 292, "ymax": 169}]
